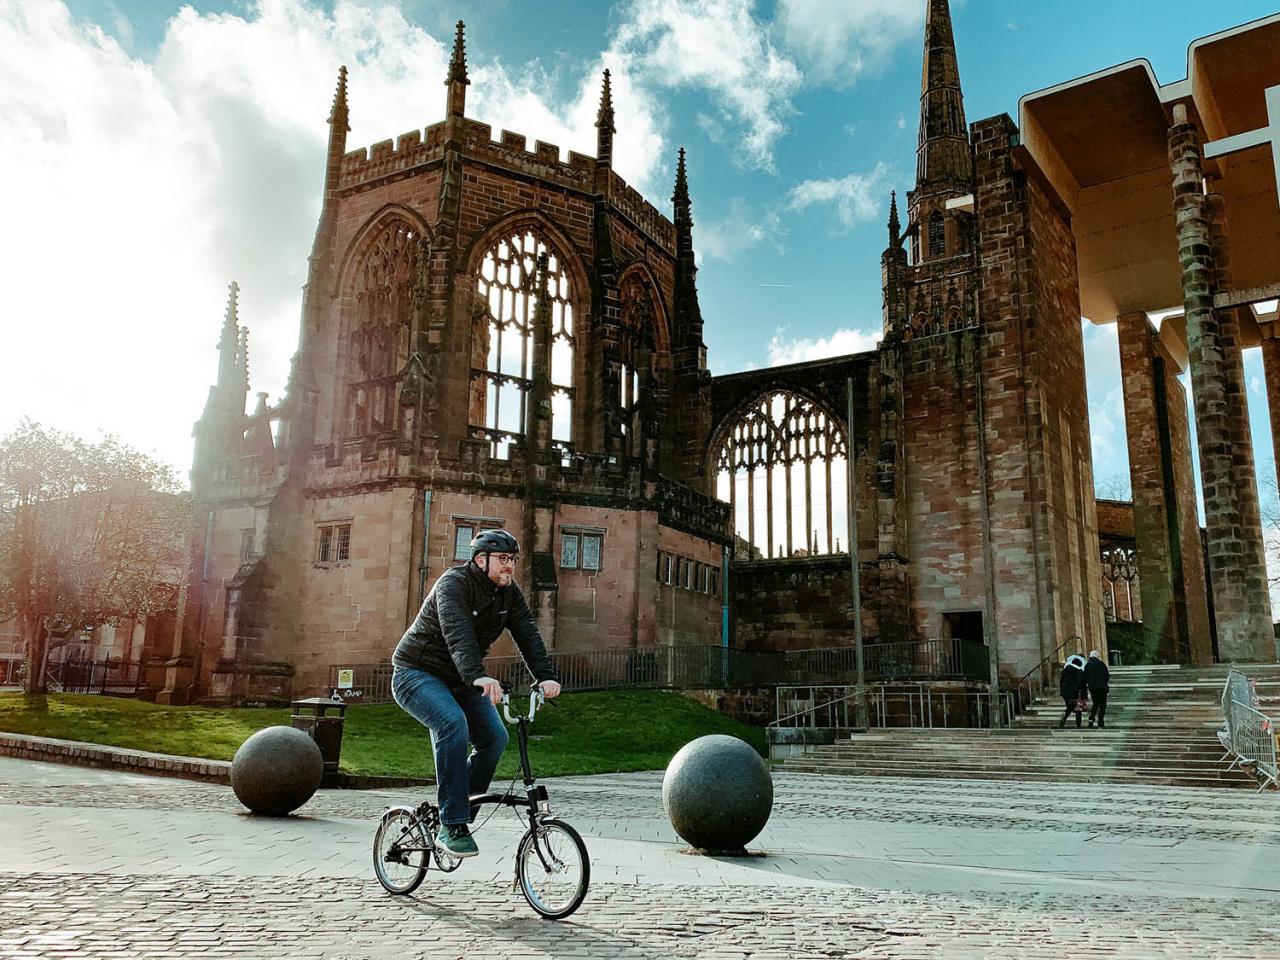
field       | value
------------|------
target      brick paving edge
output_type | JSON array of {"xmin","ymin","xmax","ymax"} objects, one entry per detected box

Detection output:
[
  {"xmin": 0, "ymin": 731, "xmax": 229, "ymax": 784},
  {"xmin": 0, "ymin": 732, "xmax": 434, "ymax": 790}
]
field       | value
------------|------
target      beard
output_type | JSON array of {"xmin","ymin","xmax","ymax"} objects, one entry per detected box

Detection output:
[{"xmin": 494, "ymin": 571, "xmax": 514, "ymax": 587}]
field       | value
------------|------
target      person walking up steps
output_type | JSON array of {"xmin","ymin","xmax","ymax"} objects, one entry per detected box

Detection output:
[
  {"xmin": 1058, "ymin": 655, "xmax": 1087, "ymax": 729},
  {"xmin": 1084, "ymin": 649, "xmax": 1110, "ymax": 728}
]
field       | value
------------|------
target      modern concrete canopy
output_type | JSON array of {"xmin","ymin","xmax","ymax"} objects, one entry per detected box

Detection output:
[
  {"xmin": 1019, "ymin": 13, "xmax": 1280, "ymax": 339},
  {"xmin": 1020, "ymin": 14, "xmax": 1280, "ymax": 663}
]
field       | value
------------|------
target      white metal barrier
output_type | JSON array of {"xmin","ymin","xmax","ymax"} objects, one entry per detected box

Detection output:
[{"xmin": 1220, "ymin": 670, "xmax": 1279, "ymax": 791}]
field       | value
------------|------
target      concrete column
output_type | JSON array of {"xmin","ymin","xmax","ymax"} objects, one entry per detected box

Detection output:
[
  {"xmin": 1117, "ymin": 312, "xmax": 1213, "ymax": 663},
  {"xmin": 1168, "ymin": 106, "xmax": 1274, "ymax": 662}
]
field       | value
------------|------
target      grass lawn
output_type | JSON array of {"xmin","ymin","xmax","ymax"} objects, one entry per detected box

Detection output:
[{"xmin": 0, "ymin": 691, "xmax": 766, "ymax": 779}]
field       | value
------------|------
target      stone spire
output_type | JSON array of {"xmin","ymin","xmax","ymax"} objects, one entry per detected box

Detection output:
[
  {"xmin": 237, "ymin": 326, "xmax": 250, "ymax": 396},
  {"xmin": 324, "ymin": 66, "xmax": 349, "ymax": 195},
  {"xmin": 673, "ymin": 146, "xmax": 691, "ymax": 228},
  {"xmin": 672, "ymin": 147, "xmax": 702, "ymax": 349},
  {"xmin": 916, "ymin": 0, "xmax": 971, "ymax": 191},
  {"xmin": 887, "ymin": 190, "xmax": 900, "ymax": 245},
  {"xmin": 328, "ymin": 65, "xmax": 349, "ymax": 130},
  {"xmin": 216, "ymin": 281, "xmax": 240, "ymax": 390},
  {"xmin": 445, "ymin": 20, "xmax": 469, "ymax": 118},
  {"xmin": 595, "ymin": 69, "xmax": 615, "ymax": 164}
]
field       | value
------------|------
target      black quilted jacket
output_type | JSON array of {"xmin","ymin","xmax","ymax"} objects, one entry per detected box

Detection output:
[{"xmin": 392, "ymin": 562, "xmax": 558, "ymax": 694}]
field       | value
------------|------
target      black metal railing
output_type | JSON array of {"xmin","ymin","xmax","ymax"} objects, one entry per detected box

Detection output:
[
  {"xmin": 331, "ymin": 638, "xmax": 990, "ymax": 703},
  {"xmin": 45, "ymin": 657, "xmax": 145, "ymax": 696}
]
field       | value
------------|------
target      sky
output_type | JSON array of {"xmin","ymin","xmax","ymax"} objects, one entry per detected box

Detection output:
[{"xmin": 3, "ymin": 0, "xmax": 1280, "ymax": 541}]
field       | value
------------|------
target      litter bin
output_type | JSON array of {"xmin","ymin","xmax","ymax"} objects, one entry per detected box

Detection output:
[{"xmin": 291, "ymin": 697, "xmax": 347, "ymax": 774}]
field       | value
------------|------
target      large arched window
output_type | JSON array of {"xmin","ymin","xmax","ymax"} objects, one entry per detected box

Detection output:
[
  {"xmin": 469, "ymin": 229, "xmax": 575, "ymax": 459},
  {"xmin": 714, "ymin": 391, "xmax": 849, "ymax": 560},
  {"xmin": 346, "ymin": 219, "xmax": 423, "ymax": 437}
]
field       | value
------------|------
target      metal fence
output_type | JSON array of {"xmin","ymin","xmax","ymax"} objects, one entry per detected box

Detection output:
[
  {"xmin": 773, "ymin": 682, "xmax": 1013, "ymax": 731},
  {"xmin": 45, "ymin": 657, "xmax": 145, "ymax": 697},
  {"xmin": 1219, "ymin": 669, "xmax": 1279, "ymax": 791},
  {"xmin": 331, "ymin": 638, "xmax": 992, "ymax": 703}
]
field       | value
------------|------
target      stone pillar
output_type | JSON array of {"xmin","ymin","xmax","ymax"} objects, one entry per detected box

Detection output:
[
  {"xmin": 1167, "ymin": 105, "xmax": 1274, "ymax": 661},
  {"xmin": 1117, "ymin": 312, "xmax": 1213, "ymax": 663}
]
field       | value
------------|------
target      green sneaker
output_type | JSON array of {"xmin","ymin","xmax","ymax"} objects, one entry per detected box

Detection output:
[{"xmin": 436, "ymin": 823, "xmax": 479, "ymax": 858}]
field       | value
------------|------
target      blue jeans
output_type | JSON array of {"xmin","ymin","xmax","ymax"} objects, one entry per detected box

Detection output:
[{"xmin": 392, "ymin": 667, "xmax": 509, "ymax": 826}]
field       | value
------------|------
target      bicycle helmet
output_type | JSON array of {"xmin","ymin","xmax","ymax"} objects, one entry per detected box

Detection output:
[{"xmin": 469, "ymin": 529, "xmax": 520, "ymax": 560}]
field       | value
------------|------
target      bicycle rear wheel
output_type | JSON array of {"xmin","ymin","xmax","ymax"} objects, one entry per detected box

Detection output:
[
  {"xmin": 373, "ymin": 807, "xmax": 429, "ymax": 895},
  {"xmin": 515, "ymin": 818, "xmax": 589, "ymax": 920}
]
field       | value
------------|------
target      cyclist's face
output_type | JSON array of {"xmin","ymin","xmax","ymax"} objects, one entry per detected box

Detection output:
[{"xmin": 484, "ymin": 552, "xmax": 518, "ymax": 586}]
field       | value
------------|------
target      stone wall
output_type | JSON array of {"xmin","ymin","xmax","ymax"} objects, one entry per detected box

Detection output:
[{"xmin": 730, "ymin": 557, "xmax": 853, "ymax": 652}]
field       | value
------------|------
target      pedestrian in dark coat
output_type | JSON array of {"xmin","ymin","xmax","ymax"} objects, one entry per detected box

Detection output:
[
  {"xmin": 1084, "ymin": 650, "xmax": 1110, "ymax": 728},
  {"xmin": 1058, "ymin": 655, "xmax": 1087, "ymax": 728}
]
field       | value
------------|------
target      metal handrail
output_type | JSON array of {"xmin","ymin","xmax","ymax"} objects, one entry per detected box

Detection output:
[
  {"xmin": 772, "ymin": 682, "xmax": 1014, "ymax": 731},
  {"xmin": 1010, "ymin": 634, "xmax": 1081, "ymax": 711}
]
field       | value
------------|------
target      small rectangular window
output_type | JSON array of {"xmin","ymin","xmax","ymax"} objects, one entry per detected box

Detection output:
[
  {"xmin": 708, "ymin": 570, "xmax": 719, "ymax": 597},
  {"xmin": 663, "ymin": 555, "xmax": 673, "ymax": 585},
  {"xmin": 335, "ymin": 524, "xmax": 351, "ymax": 563},
  {"xmin": 316, "ymin": 526, "xmax": 333, "ymax": 564},
  {"xmin": 581, "ymin": 534, "xmax": 602, "ymax": 571},
  {"xmin": 685, "ymin": 559, "xmax": 695, "ymax": 590},
  {"xmin": 240, "ymin": 529, "xmax": 254, "ymax": 562},
  {"xmin": 454, "ymin": 525, "xmax": 475, "ymax": 561},
  {"xmin": 561, "ymin": 533, "xmax": 580, "ymax": 569}
]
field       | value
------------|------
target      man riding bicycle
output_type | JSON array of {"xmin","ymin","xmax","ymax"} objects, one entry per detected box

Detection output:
[{"xmin": 392, "ymin": 530, "xmax": 561, "ymax": 858}]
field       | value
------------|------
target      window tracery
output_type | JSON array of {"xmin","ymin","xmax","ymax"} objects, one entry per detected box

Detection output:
[
  {"xmin": 469, "ymin": 228, "xmax": 575, "ymax": 459},
  {"xmin": 714, "ymin": 391, "xmax": 849, "ymax": 560},
  {"xmin": 346, "ymin": 220, "xmax": 421, "ymax": 437},
  {"xmin": 1100, "ymin": 544, "xmax": 1139, "ymax": 622}
]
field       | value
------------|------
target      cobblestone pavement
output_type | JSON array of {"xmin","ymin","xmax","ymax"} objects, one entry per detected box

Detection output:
[
  {"xmin": 2, "ymin": 758, "xmax": 1280, "ymax": 958},
  {"xmin": 2, "ymin": 874, "xmax": 1278, "ymax": 959}
]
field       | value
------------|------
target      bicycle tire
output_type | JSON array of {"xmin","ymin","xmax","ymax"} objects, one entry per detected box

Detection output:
[
  {"xmin": 515, "ymin": 818, "xmax": 590, "ymax": 920},
  {"xmin": 373, "ymin": 807, "xmax": 429, "ymax": 895}
]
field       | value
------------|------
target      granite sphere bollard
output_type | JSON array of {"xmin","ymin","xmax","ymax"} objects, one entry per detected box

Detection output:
[
  {"xmin": 230, "ymin": 725, "xmax": 324, "ymax": 816},
  {"xmin": 662, "ymin": 734, "xmax": 773, "ymax": 852}
]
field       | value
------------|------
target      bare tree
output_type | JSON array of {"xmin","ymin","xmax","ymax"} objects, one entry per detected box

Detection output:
[
  {"xmin": 1095, "ymin": 473, "xmax": 1132, "ymax": 501},
  {"xmin": 0, "ymin": 421, "xmax": 190, "ymax": 694}
]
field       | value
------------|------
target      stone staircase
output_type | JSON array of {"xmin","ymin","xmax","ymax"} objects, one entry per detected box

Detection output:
[{"xmin": 781, "ymin": 664, "xmax": 1280, "ymax": 789}]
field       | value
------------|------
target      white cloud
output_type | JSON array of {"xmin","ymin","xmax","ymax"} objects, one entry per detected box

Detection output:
[
  {"xmin": 776, "ymin": 0, "xmax": 922, "ymax": 87},
  {"xmin": 608, "ymin": 0, "xmax": 801, "ymax": 172},
  {"xmin": 696, "ymin": 198, "xmax": 782, "ymax": 264},
  {"xmin": 786, "ymin": 163, "xmax": 892, "ymax": 231},
  {"xmin": 0, "ymin": 0, "xmax": 672, "ymax": 476},
  {"xmin": 767, "ymin": 328, "xmax": 881, "ymax": 366}
]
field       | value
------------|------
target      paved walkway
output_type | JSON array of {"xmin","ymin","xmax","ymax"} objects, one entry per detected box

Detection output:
[{"xmin": 2, "ymin": 756, "xmax": 1279, "ymax": 957}]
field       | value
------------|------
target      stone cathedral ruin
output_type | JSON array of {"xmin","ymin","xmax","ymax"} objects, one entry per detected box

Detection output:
[{"xmin": 145, "ymin": 3, "xmax": 1280, "ymax": 705}]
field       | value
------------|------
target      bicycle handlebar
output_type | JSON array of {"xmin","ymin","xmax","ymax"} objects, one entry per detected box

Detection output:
[{"xmin": 502, "ymin": 686, "xmax": 546, "ymax": 724}]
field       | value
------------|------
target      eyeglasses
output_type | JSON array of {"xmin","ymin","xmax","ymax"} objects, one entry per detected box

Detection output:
[{"xmin": 492, "ymin": 553, "xmax": 519, "ymax": 566}]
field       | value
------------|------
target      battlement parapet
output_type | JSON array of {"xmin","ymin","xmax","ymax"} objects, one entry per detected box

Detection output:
[
  {"xmin": 340, "ymin": 130, "xmax": 443, "ymax": 188},
  {"xmin": 335, "ymin": 118, "xmax": 673, "ymax": 253},
  {"xmin": 459, "ymin": 119, "xmax": 594, "ymax": 191},
  {"xmin": 608, "ymin": 171, "xmax": 675, "ymax": 254}
]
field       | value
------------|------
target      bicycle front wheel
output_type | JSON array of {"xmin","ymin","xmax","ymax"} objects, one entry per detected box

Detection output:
[
  {"xmin": 516, "ymin": 818, "xmax": 590, "ymax": 920},
  {"xmin": 373, "ymin": 807, "xmax": 429, "ymax": 895}
]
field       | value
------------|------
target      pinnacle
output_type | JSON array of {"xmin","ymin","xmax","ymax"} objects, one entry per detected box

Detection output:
[
  {"xmin": 223, "ymin": 281, "xmax": 240, "ymax": 328},
  {"xmin": 888, "ymin": 190, "xmax": 901, "ymax": 242},
  {"xmin": 447, "ymin": 20, "xmax": 469, "ymax": 86},
  {"xmin": 596, "ymin": 69, "xmax": 615, "ymax": 132},
  {"xmin": 673, "ymin": 146, "xmax": 689, "ymax": 205},
  {"xmin": 329, "ymin": 65, "xmax": 349, "ymax": 129}
]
